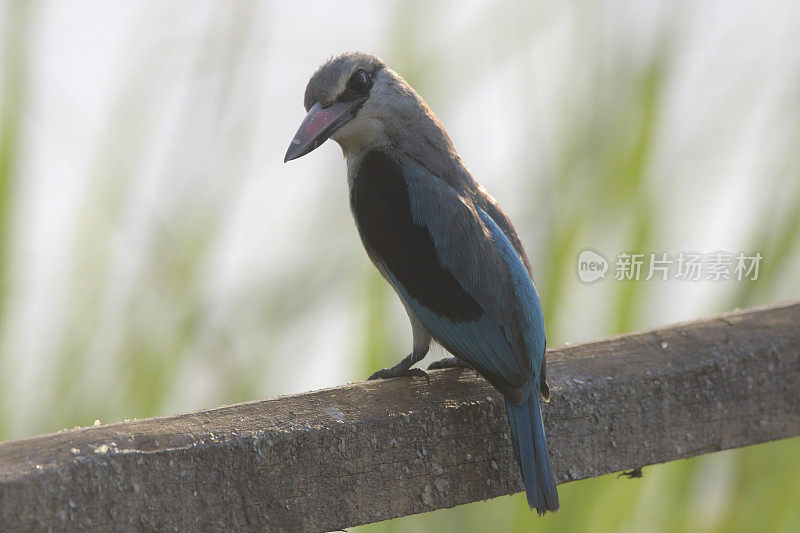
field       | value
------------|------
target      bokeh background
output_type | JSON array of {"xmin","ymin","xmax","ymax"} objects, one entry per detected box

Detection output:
[{"xmin": 1, "ymin": 1, "xmax": 799, "ymax": 531}]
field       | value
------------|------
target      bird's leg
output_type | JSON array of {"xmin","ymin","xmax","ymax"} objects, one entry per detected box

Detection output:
[
  {"xmin": 368, "ymin": 350, "xmax": 429, "ymax": 381},
  {"xmin": 367, "ymin": 307, "xmax": 432, "ymax": 381},
  {"xmin": 368, "ymin": 307, "xmax": 432, "ymax": 381},
  {"xmin": 427, "ymin": 357, "xmax": 473, "ymax": 370}
]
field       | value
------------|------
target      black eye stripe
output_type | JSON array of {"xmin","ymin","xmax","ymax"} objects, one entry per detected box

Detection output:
[{"xmin": 337, "ymin": 68, "xmax": 375, "ymax": 103}]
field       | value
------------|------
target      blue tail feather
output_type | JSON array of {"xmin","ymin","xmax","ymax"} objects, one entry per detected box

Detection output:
[{"xmin": 505, "ymin": 386, "xmax": 559, "ymax": 514}]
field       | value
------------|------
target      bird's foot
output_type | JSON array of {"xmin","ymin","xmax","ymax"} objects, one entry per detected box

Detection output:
[
  {"xmin": 368, "ymin": 352, "xmax": 429, "ymax": 382},
  {"xmin": 368, "ymin": 366, "xmax": 429, "ymax": 381},
  {"xmin": 427, "ymin": 357, "xmax": 472, "ymax": 370}
]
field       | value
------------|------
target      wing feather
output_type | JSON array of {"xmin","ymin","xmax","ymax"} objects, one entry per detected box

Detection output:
[{"xmin": 376, "ymin": 163, "xmax": 546, "ymax": 394}]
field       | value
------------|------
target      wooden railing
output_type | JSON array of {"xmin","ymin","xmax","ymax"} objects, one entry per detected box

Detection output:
[{"xmin": 1, "ymin": 300, "xmax": 799, "ymax": 531}]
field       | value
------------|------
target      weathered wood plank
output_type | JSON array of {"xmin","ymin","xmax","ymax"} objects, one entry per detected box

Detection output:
[{"xmin": 1, "ymin": 300, "xmax": 799, "ymax": 531}]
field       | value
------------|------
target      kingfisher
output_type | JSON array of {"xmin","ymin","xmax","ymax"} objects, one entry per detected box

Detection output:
[{"xmin": 284, "ymin": 52, "xmax": 558, "ymax": 513}]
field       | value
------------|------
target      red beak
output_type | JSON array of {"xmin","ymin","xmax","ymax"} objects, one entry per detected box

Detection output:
[{"xmin": 284, "ymin": 101, "xmax": 357, "ymax": 162}]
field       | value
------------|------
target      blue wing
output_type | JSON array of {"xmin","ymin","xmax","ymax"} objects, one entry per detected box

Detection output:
[{"xmin": 383, "ymin": 163, "xmax": 546, "ymax": 397}]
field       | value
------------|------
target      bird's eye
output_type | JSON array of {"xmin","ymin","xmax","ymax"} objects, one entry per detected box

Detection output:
[{"xmin": 347, "ymin": 70, "xmax": 370, "ymax": 93}]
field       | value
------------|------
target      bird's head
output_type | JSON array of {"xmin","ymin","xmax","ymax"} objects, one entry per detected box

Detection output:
[{"xmin": 284, "ymin": 52, "xmax": 453, "ymax": 162}]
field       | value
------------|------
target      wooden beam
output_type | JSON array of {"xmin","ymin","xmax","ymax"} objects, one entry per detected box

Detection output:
[{"xmin": 1, "ymin": 300, "xmax": 799, "ymax": 531}]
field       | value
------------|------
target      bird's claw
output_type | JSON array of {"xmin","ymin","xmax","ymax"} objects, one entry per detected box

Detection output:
[
  {"xmin": 407, "ymin": 368, "xmax": 430, "ymax": 382},
  {"xmin": 368, "ymin": 367, "xmax": 430, "ymax": 383}
]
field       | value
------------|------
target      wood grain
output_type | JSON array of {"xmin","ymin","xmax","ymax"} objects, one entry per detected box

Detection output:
[{"xmin": 1, "ymin": 300, "xmax": 799, "ymax": 531}]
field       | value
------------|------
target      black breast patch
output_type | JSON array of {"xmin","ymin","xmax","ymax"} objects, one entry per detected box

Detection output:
[{"xmin": 351, "ymin": 151, "xmax": 482, "ymax": 322}]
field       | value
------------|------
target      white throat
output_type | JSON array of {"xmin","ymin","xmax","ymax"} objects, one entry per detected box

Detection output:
[{"xmin": 332, "ymin": 115, "xmax": 389, "ymax": 158}]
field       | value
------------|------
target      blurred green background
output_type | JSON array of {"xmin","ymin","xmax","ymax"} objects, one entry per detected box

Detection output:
[{"xmin": 1, "ymin": 1, "xmax": 798, "ymax": 531}]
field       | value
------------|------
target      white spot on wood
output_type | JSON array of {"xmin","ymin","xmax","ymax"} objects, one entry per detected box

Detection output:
[{"xmin": 323, "ymin": 407, "xmax": 347, "ymax": 422}]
